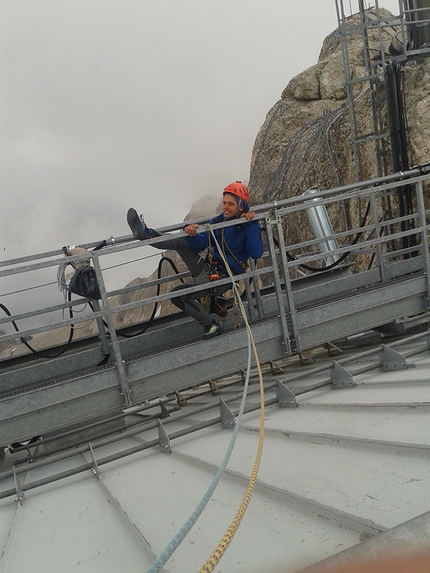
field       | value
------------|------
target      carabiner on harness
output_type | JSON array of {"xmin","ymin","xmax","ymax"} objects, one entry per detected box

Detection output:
[{"xmin": 209, "ymin": 261, "xmax": 220, "ymax": 281}]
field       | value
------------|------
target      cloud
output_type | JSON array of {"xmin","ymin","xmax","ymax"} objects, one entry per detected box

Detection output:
[{"xmin": 0, "ymin": 0, "xmax": 401, "ymax": 317}]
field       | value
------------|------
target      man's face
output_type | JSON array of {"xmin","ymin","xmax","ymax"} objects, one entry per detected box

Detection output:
[{"xmin": 222, "ymin": 193, "xmax": 242, "ymax": 219}]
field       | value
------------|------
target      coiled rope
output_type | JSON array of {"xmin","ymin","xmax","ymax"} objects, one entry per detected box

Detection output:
[{"xmin": 145, "ymin": 224, "xmax": 265, "ymax": 573}]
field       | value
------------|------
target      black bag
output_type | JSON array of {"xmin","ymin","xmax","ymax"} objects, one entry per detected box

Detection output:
[{"xmin": 69, "ymin": 266, "xmax": 101, "ymax": 299}]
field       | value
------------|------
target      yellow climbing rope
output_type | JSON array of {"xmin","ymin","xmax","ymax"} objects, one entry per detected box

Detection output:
[{"xmin": 198, "ymin": 228, "xmax": 266, "ymax": 573}]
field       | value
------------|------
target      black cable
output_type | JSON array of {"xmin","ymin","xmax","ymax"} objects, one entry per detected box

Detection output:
[
  {"xmin": 0, "ymin": 293, "xmax": 75, "ymax": 359},
  {"xmin": 92, "ymin": 240, "xmax": 107, "ymax": 251},
  {"xmin": 95, "ymin": 256, "xmax": 185, "ymax": 339},
  {"xmin": 275, "ymin": 199, "xmax": 372, "ymax": 273}
]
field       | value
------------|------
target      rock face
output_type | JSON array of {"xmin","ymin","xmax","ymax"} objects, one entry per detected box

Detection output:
[{"xmin": 248, "ymin": 8, "xmax": 430, "ymax": 247}]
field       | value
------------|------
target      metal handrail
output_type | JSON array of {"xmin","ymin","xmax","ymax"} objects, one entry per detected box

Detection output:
[{"xmin": 0, "ymin": 169, "xmax": 429, "ymax": 372}]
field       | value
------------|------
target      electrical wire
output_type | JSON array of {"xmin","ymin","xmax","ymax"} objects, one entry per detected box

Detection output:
[
  {"xmin": 108, "ymin": 255, "xmax": 184, "ymax": 338},
  {"xmin": 0, "ymin": 261, "xmax": 89, "ymax": 360},
  {"xmin": 281, "ymin": 198, "xmax": 371, "ymax": 273},
  {"xmin": 0, "ymin": 297, "xmax": 75, "ymax": 359}
]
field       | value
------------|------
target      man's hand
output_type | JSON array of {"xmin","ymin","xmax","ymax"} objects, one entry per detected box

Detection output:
[
  {"xmin": 184, "ymin": 224, "xmax": 199, "ymax": 236},
  {"xmin": 240, "ymin": 211, "xmax": 255, "ymax": 220}
]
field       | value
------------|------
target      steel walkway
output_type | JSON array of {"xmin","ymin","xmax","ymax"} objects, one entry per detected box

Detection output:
[{"xmin": 1, "ymin": 167, "xmax": 430, "ymax": 456}]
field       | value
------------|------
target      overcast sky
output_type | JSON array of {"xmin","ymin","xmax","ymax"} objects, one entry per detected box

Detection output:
[{"xmin": 1, "ymin": 0, "xmax": 401, "ymax": 261}]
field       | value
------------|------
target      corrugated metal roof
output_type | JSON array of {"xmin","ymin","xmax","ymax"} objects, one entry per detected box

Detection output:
[{"xmin": 1, "ymin": 333, "xmax": 429, "ymax": 572}]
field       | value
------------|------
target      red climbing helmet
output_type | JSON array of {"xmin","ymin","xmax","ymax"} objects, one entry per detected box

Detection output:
[{"xmin": 223, "ymin": 181, "xmax": 250, "ymax": 203}]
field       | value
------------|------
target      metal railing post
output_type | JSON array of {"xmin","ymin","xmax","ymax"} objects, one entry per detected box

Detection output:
[
  {"xmin": 272, "ymin": 213, "xmax": 303, "ymax": 354},
  {"xmin": 91, "ymin": 254, "xmax": 133, "ymax": 407},
  {"xmin": 90, "ymin": 299, "xmax": 111, "ymax": 358},
  {"xmin": 415, "ymin": 179, "xmax": 430, "ymax": 308},
  {"xmin": 264, "ymin": 214, "xmax": 293, "ymax": 355},
  {"xmin": 369, "ymin": 190, "xmax": 387, "ymax": 281},
  {"xmin": 249, "ymin": 258, "xmax": 264, "ymax": 319}
]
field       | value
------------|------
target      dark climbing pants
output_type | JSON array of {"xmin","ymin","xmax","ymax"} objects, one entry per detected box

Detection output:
[{"xmin": 151, "ymin": 233, "xmax": 231, "ymax": 328}]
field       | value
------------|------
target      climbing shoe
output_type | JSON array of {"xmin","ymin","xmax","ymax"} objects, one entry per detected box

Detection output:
[
  {"xmin": 127, "ymin": 208, "xmax": 151, "ymax": 240},
  {"xmin": 210, "ymin": 297, "xmax": 228, "ymax": 321},
  {"xmin": 203, "ymin": 320, "xmax": 221, "ymax": 339}
]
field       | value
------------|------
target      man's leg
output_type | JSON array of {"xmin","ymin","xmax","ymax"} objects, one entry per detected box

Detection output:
[
  {"xmin": 127, "ymin": 209, "xmax": 207, "ymax": 276},
  {"xmin": 170, "ymin": 274, "xmax": 231, "ymax": 327},
  {"xmin": 150, "ymin": 233, "xmax": 207, "ymax": 277}
]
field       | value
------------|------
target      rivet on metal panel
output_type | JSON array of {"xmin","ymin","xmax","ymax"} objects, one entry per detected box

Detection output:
[
  {"xmin": 275, "ymin": 379, "xmax": 298, "ymax": 408},
  {"xmin": 331, "ymin": 361, "xmax": 355, "ymax": 388},
  {"xmin": 158, "ymin": 419, "xmax": 171, "ymax": 453},
  {"xmin": 219, "ymin": 398, "xmax": 236, "ymax": 427}
]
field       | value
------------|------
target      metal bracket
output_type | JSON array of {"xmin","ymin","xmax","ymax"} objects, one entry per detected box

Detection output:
[
  {"xmin": 268, "ymin": 360, "xmax": 284, "ymax": 375},
  {"xmin": 208, "ymin": 379, "xmax": 222, "ymax": 395},
  {"xmin": 299, "ymin": 352, "xmax": 314, "ymax": 366},
  {"xmin": 159, "ymin": 400, "xmax": 169, "ymax": 419},
  {"xmin": 175, "ymin": 391, "xmax": 187, "ymax": 407},
  {"xmin": 331, "ymin": 361, "xmax": 355, "ymax": 388},
  {"xmin": 13, "ymin": 466, "xmax": 24, "ymax": 505},
  {"xmin": 379, "ymin": 344, "xmax": 408, "ymax": 371},
  {"xmin": 158, "ymin": 419, "xmax": 171, "ymax": 453},
  {"xmin": 275, "ymin": 380, "xmax": 298, "ymax": 408},
  {"xmin": 220, "ymin": 398, "xmax": 236, "ymax": 428},
  {"xmin": 88, "ymin": 442, "xmax": 99, "ymax": 476},
  {"xmin": 326, "ymin": 341, "xmax": 343, "ymax": 356}
]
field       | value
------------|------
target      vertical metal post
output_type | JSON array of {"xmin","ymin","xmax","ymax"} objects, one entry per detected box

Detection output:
[
  {"xmin": 369, "ymin": 190, "xmax": 387, "ymax": 281},
  {"xmin": 335, "ymin": 0, "xmax": 364, "ymax": 182},
  {"xmin": 264, "ymin": 213, "xmax": 293, "ymax": 355},
  {"xmin": 244, "ymin": 278, "xmax": 256, "ymax": 322},
  {"xmin": 415, "ymin": 180, "xmax": 430, "ymax": 307},
  {"xmin": 90, "ymin": 299, "xmax": 111, "ymax": 357},
  {"xmin": 272, "ymin": 213, "xmax": 302, "ymax": 353},
  {"xmin": 249, "ymin": 258, "xmax": 265, "ymax": 319},
  {"xmin": 91, "ymin": 254, "xmax": 133, "ymax": 407}
]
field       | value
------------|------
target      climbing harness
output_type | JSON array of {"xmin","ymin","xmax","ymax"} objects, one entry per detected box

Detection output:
[
  {"xmin": 206, "ymin": 232, "xmax": 220, "ymax": 280},
  {"xmin": 220, "ymin": 227, "xmax": 249, "ymax": 271},
  {"xmin": 207, "ymin": 222, "xmax": 249, "ymax": 277}
]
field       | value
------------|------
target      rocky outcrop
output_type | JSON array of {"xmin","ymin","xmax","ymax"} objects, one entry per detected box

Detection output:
[{"xmin": 248, "ymin": 8, "xmax": 430, "ymax": 247}]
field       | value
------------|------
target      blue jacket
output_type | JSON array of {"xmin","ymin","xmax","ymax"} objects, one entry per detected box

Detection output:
[{"xmin": 186, "ymin": 214, "xmax": 263, "ymax": 275}]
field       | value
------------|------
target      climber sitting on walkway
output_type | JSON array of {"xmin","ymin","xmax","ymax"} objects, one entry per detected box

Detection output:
[{"xmin": 127, "ymin": 181, "xmax": 263, "ymax": 338}]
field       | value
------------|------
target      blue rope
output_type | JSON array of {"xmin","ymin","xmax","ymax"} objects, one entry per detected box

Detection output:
[{"xmin": 146, "ymin": 231, "xmax": 253, "ymax": 573}]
